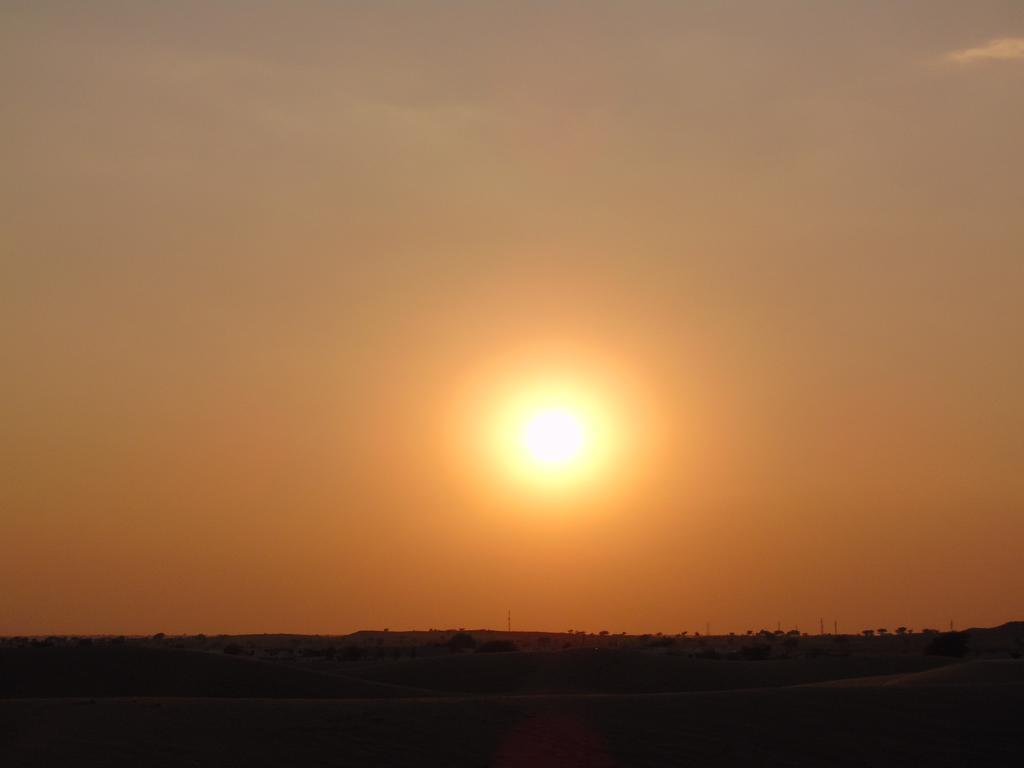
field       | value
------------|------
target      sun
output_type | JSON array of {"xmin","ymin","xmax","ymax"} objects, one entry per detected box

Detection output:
[
  {"xmin": 450, "ymin": 352, "xmax": 652, "ymax": 502},
  {"xmin": 522, "ymin": 408, "xmax": 586, "ymax": 466},
  {"xmin": 477, "ymin": 379, "xmax": 608, "ymax": 493},
  {"xmin": 491, "ymin": 384, "xmax": 609, "ymax": 494}
]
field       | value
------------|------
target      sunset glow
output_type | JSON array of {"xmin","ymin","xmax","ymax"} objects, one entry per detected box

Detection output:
[{"xmin": 3, "ymin": 1, "xmax": 1022, "ymax": 641}]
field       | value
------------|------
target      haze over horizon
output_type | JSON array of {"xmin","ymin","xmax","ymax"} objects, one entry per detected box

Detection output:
[{"xmin": 3, "ymin": 1, "xmax": 1023, "ymax": 637}]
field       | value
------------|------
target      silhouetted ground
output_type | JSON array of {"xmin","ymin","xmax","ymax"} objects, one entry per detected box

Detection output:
[
  {"xmin": 4, "ymin": 685, "xmax": 1023, "ymax": 767},
  {"xmin": 3, "ymin": 625, "xmax": 1023, "ymax": 766}
]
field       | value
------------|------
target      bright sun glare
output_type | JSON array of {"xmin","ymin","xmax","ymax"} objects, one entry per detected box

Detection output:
[
  {"xmin": 458, "ymin": 357, "xmax": 645, "ymax": 500},
  {"xmin": 522, "ymin": 409, "xmax": 586, "ymax": 465}
]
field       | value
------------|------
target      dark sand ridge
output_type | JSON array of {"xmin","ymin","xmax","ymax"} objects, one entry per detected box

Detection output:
[
  {"xmin": 339, "ymin": 647, "xmax": 956, "ymax": 695},
  {"xmin": 807, "ymin": 659, "xmax": 1024, "ymax": 688},
  {"xmin": 0, "ymin": 646, "xmax": 435, "ymax": 699},
  {"xmin": 2, "ymin": 645, "xmax": 957, "ymax": 698}
]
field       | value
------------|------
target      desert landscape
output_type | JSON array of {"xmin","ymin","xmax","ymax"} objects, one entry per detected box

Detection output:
[
  {"xmin": 4, "ymin": 624, "xmax": 1023, "ymax": 766},
  {"xmin": 4, "ymin": 2, "xmax": 1023, "ymax": 765}
]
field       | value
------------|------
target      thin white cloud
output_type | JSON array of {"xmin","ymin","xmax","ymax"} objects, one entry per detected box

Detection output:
[{"xmin": 948, "ymin": 37, "xmax": 1024, "ymax": 63}]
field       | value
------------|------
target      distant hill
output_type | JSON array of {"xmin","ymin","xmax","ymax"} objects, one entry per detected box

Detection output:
[{"xmin": 963, "ymin": 622, "xmax": 1024, "ymax": 655}]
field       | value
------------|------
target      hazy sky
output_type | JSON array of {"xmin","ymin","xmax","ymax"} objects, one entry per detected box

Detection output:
[{"xmin": 3, "ymin": 1, "xmax": 1023, "ymax": 635}]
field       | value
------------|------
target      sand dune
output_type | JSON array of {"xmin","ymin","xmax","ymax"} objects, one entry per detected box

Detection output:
[
  {"xmin": 343, "ymin": 648, "xmax": 953, "ymax": 694},
  {"xmin": 815, "ymin": 659, "xmax": 1024, "ymax": 688},
  {"xmin": 3, "ymin": 644, "xmax": 1022, "ymax": 765},
  {"xmin": 0, "ymin": 646, "xmax": 432, "ymax": 699},
  {"xmin": 4, "ymin": 685, "xmax": 1022, "ymax": 767},
  {"xmin": 0, "ymin": 645, "xmax": 963, "ymax": 700}
]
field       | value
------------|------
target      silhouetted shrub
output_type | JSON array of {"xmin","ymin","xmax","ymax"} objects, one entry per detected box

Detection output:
[
  {"xmin": 223, "ymin": 643, "xmax": 244, "ymax": 655},
  {"xmin": 739, "ymin": 644, "xmax": 771, "ymax": 660},
  {"xmin": 476, "ymin": 640, "xmax": 519, "ymax": 653},
  {"xmin": 341, "ymin": 645, "xmax": 365, "ymax": 661},
  {"xmin": 925, "ymin": 631, "xmax": 969, "ymax": 658},
  {"xmin": 646, "ymin": 636, "xmax": 675, "ymax": 648},
  {"xmin": 448, "ymin": 632, "xmax": 477, "ymax": 653}
]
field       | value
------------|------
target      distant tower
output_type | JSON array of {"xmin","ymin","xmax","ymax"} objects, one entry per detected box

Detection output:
[
  {"xmin": 834, "ymin": 619, "xmax": 838, "ymax": 635},
  {"xmin": 819, "ymin": 617, "xmax": 824, "ymax": 636},
  {"xmin": 507, "ymin": 609, "xmax": 511, "ymax": 633}
]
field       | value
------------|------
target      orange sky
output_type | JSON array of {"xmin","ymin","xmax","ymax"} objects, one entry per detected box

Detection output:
[{"xmin": 2, "ymin": 1, "xmax": 1023, "ymax": 635}]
